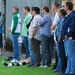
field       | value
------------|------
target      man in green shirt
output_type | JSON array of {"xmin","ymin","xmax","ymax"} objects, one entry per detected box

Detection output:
[
  {"xmin": 8, "ymin": 7, "xmax": 21, "ymax": 62},
  {"xmin": 21, "ymin": 6, "xmax": 32, "ymax": 59}
]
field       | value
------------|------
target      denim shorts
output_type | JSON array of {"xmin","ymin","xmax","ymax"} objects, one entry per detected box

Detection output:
[{"xmin": 0, "ymin": 33, "xmax": 3, "ymax": 48}]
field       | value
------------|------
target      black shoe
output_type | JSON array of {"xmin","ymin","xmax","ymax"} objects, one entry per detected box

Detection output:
[
  {"xmin": 27, "ymin": 64, "xmax": 35, "ymax": 67},
  {"xmin": 33, "ymin": 64, "xmax": 40, "ymax": 67},
  {"xmin": 57, "ymin": 72, "xmax": 64, "ymax": 75},
  {"xmin": 2, "ymin": 61, "xmax": 8, "ymax": 66}
]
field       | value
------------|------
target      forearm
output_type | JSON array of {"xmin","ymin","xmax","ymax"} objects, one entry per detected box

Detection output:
[
  {"xmin": 51, "ymin": 24, "xmax": 56, "ymax": 30},
  {"xmin": 32, "ymin": 27, "xmax": 36, "ymax": 38}
]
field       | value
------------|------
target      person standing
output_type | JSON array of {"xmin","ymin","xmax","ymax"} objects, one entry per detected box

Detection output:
[
  {"xmin": 21, "ymin": 6, "xmax": 32, "ymax": 59},
  {"xmin": 0, "ymin": 12, "xmax": 4, "ymax": 55},
  {"xmin": 39, "ymin": 6, "xmax": 52, "ymax": 67},
  {"xmin": 62, "ymin": 2, "xmax": 75, "ymax": 75},
  {"xmin": 8, "ymin": 7, "xmax": 21, "ymax": 62},
  {"xmin": 30, "ymin": 7, "xmax": 42, "ymax": 67},
  {"xmin": 51, "ymin": 2, "xmax": 60, "ymax": 70},
  {"xmin": 55, "ymin": 9, "xmax": 67, "ymax": 74}
]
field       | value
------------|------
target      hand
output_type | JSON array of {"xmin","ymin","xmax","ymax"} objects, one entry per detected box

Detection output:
[
  {"xmin": 7, "ymin": 28, "xmax": 11, "ymax": 32},
  {"xmin": 64, "ymin": 35, "xmax": 68, "ymax": 40},
  {"xmin": 58, "ymin": 37, "xmax": 61, "ymax": 42}
]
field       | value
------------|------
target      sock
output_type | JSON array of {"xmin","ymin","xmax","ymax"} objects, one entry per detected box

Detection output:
[
  {"xmin": 2, "ymin": 61, "xmax": 8, "ymax": 66},
  {"xmin": 8, "ymin": 63, "xmax": 13, "ymax": 67},
  {"xmin": 22, "ymin": 62, "xmax": 26, "ymax": 65}
]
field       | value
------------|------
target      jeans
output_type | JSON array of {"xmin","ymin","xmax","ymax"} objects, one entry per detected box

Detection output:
[
  {"xmin": 24, "ymin": 37, "xmax": 30, "ymax": 59},
  {"xmin": 31, "ymin": 38, "xmax": 41, "ymax": 65},
  {"xmin": 41, "ymin": 34, "xmax": 51, "ymax": 67},
  {"xmin": 64, "ymin": 39, "xmax": 75, "ymax": 74},
  {"xmin": 50, "ymin": 35, "xmax": 54, "ymax": 65},
  {"xmin": 0, "ymin": 33, "xmax": 3, "ymax": 48},
  {"xmin": 56, "ymin": 41, "xmax": 67, "ymax": 73},
  {"xmin": 28, "ymin": 38, "xmax": 35, "ymax": 65},
  {"xmin": 12, "ymin": 34, "xmax": 20, "ymax": 60}
]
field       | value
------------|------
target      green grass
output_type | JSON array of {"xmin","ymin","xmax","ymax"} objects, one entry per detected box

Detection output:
[{"xmin": 0, "ymin": 58, "xmax": 56, "ymax": 75}]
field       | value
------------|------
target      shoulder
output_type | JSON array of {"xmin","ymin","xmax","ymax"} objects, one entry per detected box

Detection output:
[
  {"xmin": 61, "ymin": 17, "xmax": 65, "ymax": 22},
  {"xmin": 34, "ymin": 15, "xmax": 42, "ymax": 20}
]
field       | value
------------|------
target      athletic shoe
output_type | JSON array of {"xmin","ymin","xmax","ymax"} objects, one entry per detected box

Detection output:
[
  {"xmin": 11, "ymin": 59, "xmax": 18, "ymax": 63},
  {"xmin": 43, "ymin": 65, "xmax": 48, "ymax": 68}
]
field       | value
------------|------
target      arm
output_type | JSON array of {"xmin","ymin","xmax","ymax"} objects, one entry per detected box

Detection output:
[
  {"xmin": 12, "ymin": 15, "xmax": 18, "ymax": 34},
  {"xmin": 67, "ymin": 16, "xmax": 75, "ymax": 37},
  {"xmin": 51, "ymin": 13, "xmax": 59, "ymax": 30},
  {"xmin": 0, "ymin": 21, "xmax": 2, "ymax": 26},
  {"xmin": 39, "ymin": 16, "xmax": 48, "ymax": 27},
  {"xmin": 26, "ymin": 15, "xmax": 33, "ymax": 29},
  {"xmin": 32, "ymin": 27, "xmax": 36, "ymax": 38},
  {"xmin": 51, "ymin": 24, "xmax": 56, "ymax": 30}
]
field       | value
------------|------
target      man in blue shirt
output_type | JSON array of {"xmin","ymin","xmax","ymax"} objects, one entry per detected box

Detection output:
[
  {"xmin": 55, "ymin": 9, "xmax": 67, "ymax": 74},
  {"xmin": 62, "ymin": 2, "xmax": 75, "ymax": 75},
  {"xmin": 0, "ymin": 12, "xmax": 4, "ymax": 55},
  {"xmin": 39, "ymin": 6, "xmax": 52, "ymax": 67}
]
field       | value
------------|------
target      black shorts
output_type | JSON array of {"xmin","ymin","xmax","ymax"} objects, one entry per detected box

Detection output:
[{"xmin": 0, "ymin": 33, "xmax": 3, "ymax": 48}]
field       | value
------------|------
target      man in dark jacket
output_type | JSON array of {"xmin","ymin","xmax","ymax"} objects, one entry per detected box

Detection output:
[{"xmin": 62, "ymin": 2, "xmax": 75, "ymax": 75}]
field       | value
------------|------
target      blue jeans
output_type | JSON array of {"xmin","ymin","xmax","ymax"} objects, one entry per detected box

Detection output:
[
  {"xmin": 12, "ymin": 34, "xmax": 20, "ymax": 60},
  {"xmin": 24, "ymin": 37, "xmax": 30, "ymax": 59},
  {"xmin": 41, "ymin": 34, "xmax": 51, "ymax": 67},
  {"xmin": 28, "ymin": 38, "xmax": 35, "ymax": 65},
  {"xmin": 64, "ymin": 39, "xmax": 75, "ymax": 74},
  {"xmin": 56, "ymin": 42, "xmax": 67, "ymax": 73}
]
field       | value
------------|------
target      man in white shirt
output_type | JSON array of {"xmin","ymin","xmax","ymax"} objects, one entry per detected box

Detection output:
[{"xmin": 51, "ymin": 2, "xmax": 60, "ymax": 71}]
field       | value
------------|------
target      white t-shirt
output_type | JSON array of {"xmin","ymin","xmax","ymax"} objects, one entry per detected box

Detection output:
[
  {"xmin": 53, "ymin": 13, "xmax": 59, "ymax": 42},
  {"xmin": 18, "ymin": 36, "xmax": 23, "ymax": 46}
]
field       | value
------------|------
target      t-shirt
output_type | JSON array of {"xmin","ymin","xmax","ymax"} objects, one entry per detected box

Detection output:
[
  {"xmin": 21, "ymin": 13, "xmax": 32, "ymax": 36},
  {"xmin": 53, "ymin": 13, "xmax": 59, "ymax": 25},
  {"xmin": 0, "ymin": 17, "xmax": 4, "ymax": 33},
  {"xmin": 53, "ymin": 13, "xmax": 59, "ymax": 42}
]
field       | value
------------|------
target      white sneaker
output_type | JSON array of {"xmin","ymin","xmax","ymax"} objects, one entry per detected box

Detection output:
[
  {"xmin": 43, "ymin": 65, "xmax": 48, "ymax": 68},
  {"xmin": 0, "ymin": 52, "xmax": 2, "ymax": 55},
  {"xmin": 11, "ymin": 59, "xmax": 18, "ymax": 63},
  {"xmin": 39, "ymin": 65, "xmax": 44, "ymax": 68}
]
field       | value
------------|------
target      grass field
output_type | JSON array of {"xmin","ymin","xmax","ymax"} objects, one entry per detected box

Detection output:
[{"xmin": 0, "ymin": 58, "xmax": 57, "ymax": 75}]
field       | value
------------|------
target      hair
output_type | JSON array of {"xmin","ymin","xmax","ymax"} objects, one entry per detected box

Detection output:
[
  {"xmin": 60, "ymin": 9, "xmax": 67, "ymax": 16},
  {"xmin": 32, "ymin": 7, "xmax": 40, "ymax": 14},
  {"xmin": 65, "ymin": 2, "xmax": 73, "ymax": 10},
  {"xmin": 54, "ymin": 2, "xmax": 60, "ymax": 8},
  {"xmin": 43, "ymin": 6, "xmax": 50, "ymax": 13},
  {"xmin": 0, "ymin": 12, "xmax": 2, "ymax": 17},
  {"xmin": 13, "ymin": 7, "xmax": 19, "ymax": 12},
  {"xmin": 24, "ymin": 6, "xmax": 30, "ymax": 12}
]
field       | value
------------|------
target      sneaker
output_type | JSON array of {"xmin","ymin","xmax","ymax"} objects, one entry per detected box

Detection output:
[
  {"xmin": 43, "ymin": 65, "xmax": 48, "ymax": 68},
  {"xmin": 11, "ymin": 59, "xmax": 18, "ymax": 63},
  {"xmin": 0, "ymin": 52, "xmax": 2, "ymax": 55},
  {"xmin": 39, "ymin": 65, "xmax": 44, "ymax": 68}
]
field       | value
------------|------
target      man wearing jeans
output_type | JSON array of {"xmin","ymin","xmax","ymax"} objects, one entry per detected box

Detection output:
[
  {"xmin": 21, "ymin": 6, "xmax": 32, "ymax": 59},
  {"xmin": 30, "ymin": 7, "xmax": 42, "ymax": 67},
  {"xmin": 39, "ymin": 6, "xmax": 52, "ymax": 67},
  {"xmin": 62, "ymin": 2, "xmax": 75, "ymax": 75},
  {"xmin": 8, "ymin": 7, "xmax": 21, "ymax": 62}
]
